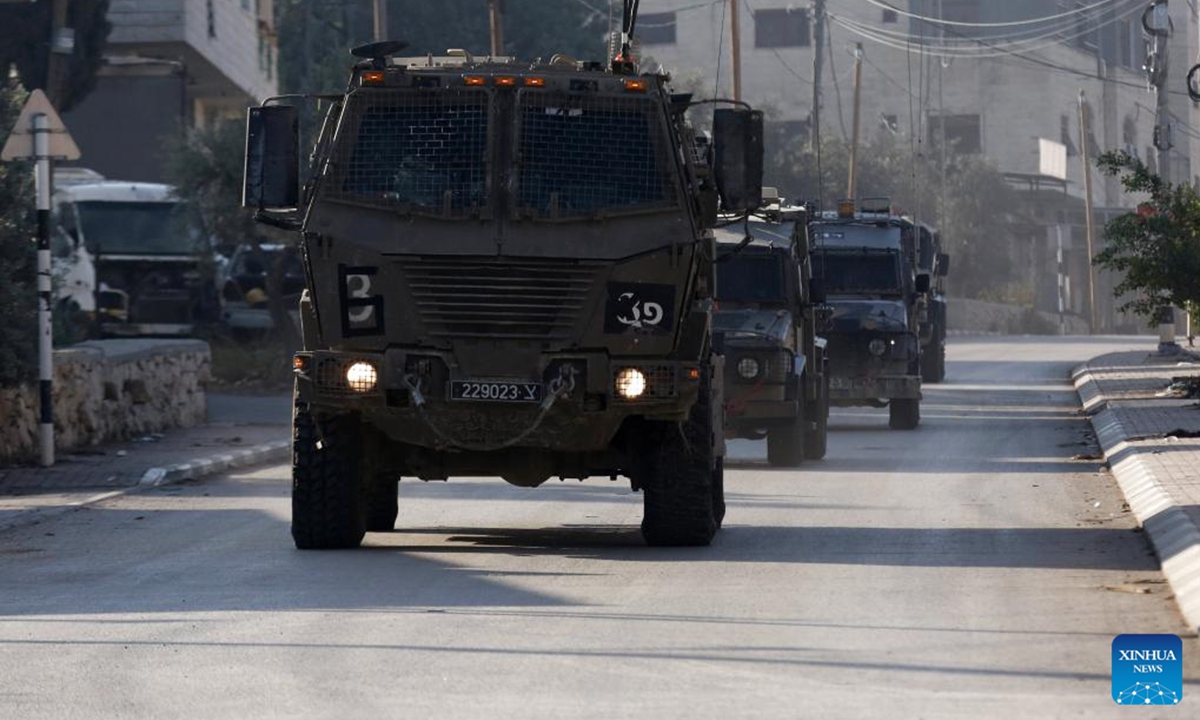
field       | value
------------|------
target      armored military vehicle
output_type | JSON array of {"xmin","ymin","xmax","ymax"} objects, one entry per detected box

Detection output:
[
  {"xmin": 714, "ymin": 196, "xmax": 828, "ymax": 466},
  {"xmin": 810, "ymin": 200, "xmax": 928, "ymax": 430},
  {"xmin": 241, "ymin": 35, "xmax": 764, "ymax": 548}
]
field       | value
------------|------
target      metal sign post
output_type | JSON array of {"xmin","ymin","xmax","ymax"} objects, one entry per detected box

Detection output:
[{"xmin": 2, "ymin": 89, "xmax": 81, "ymax": 467}]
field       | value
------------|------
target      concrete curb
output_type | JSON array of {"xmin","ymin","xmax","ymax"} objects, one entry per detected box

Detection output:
[
  {"xmin": 1073, "ymin": 364, "xmax": 1200, "ymax": 633},
  {"xmin": 0, "ymin": 439, "xmax": 290, "ymax": 534},
  {"xmin": 137, "ymin": 439, "xmax": 291, "ymax": 487}
]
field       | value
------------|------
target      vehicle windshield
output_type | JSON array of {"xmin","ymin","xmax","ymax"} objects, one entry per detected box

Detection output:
[
  {"xmin": 717, "ymin": 253, "xmax": 786, "ymax": 303},
  {"xmin": 75, "ymin": 201, "xmax": 192, "ymax": 255},
  {"xmin": 516, "ymin": 94, "xmax": 675, "ymax": 219},
  {"xmin": 813, "ymin": 251, "xmax": 902, "ymax": 293},
  {"xmin": 329, "ymin": 90, "xmax": 489, "ymax": 215}
]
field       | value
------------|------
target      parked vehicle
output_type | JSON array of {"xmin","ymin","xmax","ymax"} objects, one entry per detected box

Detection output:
[
  {"xmin": 51, "ymin": 174, "xmax": 214, "ymax": 336},
  {"xmin": 216, "ymin": 242, "xmax": 304, "ymax": 335}
]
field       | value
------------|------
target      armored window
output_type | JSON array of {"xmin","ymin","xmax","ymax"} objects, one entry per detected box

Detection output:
[
  {"xmin": 515, "ymin": 93, "xmax": 676, "ymax": 219},
  {"xmin": 716, "ymin": 253, "xmax": 786, "ymax": 303},
  {"xmin": 755, "ymin": 8, "xmax": 810, "ymax": 48},
  {"xmin": 882, "ymin": 9, "xmax": 897, "ymax": 23},
  {"xmin": 331, "ymin": 90, "xmax": 490, "ymax": 217},
  {"xmin": 639, "ymin": 12, "xmax": 677, "ymax": 45},
  {"xmin": 812, "ymin": 251, "xmax": 902, "ymax": 294}
]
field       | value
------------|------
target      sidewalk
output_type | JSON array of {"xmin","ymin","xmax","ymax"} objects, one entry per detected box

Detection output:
[
  {"xmin": 0, "ymin": 392, "xmax": 291, "ymax": 531},
  {"xmin": 1074, "ymin": 348, "xmax": 1200, "ymax": 633}
]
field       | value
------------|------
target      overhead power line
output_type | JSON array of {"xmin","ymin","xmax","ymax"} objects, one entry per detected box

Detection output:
[{"xmin": 863, "ymin": 0, "xmax": 1131, "ymax": 29}]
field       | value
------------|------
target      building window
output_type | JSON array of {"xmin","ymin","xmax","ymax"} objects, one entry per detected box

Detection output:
[
  {"xmin": 638, "ymin": 12, "xmax": 677, "ymax": 45},
  {"xmin": 755, "ymin": 8, "xmax": 810, "ymax": 48},
  {"xmin": 938, "ymin": 0, "xmax": 979, "ymax": 36},
  {"xmin": 880, "ymin": 113, "xmax": 898, "ymax": 133},
  {"xmin": 882, "ymin": 9, "xmax": 898, "ymax": 24},
  {"xmin": 930, "ymin": 114, "xmax": 981, "ymax": 154},
  {"xmin": 207, "ymin": 0, "xmax": 216, "ymax": 38}
]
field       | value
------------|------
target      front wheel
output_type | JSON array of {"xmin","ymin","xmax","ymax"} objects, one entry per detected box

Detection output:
[
  {"xmin": 638, "ymin": 364, "xmax": 721, "ymax": 547},
  {"xmin": 888, "ymin": 398, "xmax": 920, "ymax": 430},
  {"xmin": 291, "ymin": 394, "xmax": 366, "ymax": 549},
  {"xmin": 804, "ymin": 375, "xmax": 829, "ymax": 461},
  {"xmin": 767, "ymin": 390, "xmax": 807, "ymax": 467}
]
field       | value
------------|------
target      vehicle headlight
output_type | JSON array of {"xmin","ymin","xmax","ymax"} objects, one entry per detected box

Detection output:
[
  {"xmin": 346, "ymin": 361, "xmax": 378, "ymax": 392},
  {"xmin": 868, "ymin": 339, "xmax": 888, "ymax": 356},
  {"xmin": 736, "ymin": 357, "xmax": 761, "ymax": 379},
  {"xmin": 615, "ymin": 368, "xmax": 647, "ymax": 399}
]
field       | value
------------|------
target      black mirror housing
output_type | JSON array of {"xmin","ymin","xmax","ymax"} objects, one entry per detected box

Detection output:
[
  {"xmin": 937, "ymin": 252, "xmax": 950, "ymax": 277},
  {"xmin": 809, "ymin": 277, "xmax": 827, "ymax": 305},
  {"xmin": 915, "ymin": 273, "xmax": 932, "ymax": 294},
  {"xmin": 243, "ymin": 105, "xmax": 300, "ymax": 210},
  {"xmin": 712, "ymin": 108, "xmax": 764, "ymax": 213}
]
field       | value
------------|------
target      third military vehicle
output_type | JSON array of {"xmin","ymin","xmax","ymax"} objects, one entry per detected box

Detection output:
[
  {"xmin": 714, "ymin": 193, "xmax": 828, "ymax": 466},
  {"xmin": 242, "ymin": 28, "xmax": 765, "ymax": 547},
  {"xmin": 810, "ymin": 200, "xmax": 928, "ymax": 430}
]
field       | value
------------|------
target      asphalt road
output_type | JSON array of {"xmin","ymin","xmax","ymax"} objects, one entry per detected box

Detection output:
[{"xmin": 1, "ymin": 336, "xmax": 1197, "ymax": 719}]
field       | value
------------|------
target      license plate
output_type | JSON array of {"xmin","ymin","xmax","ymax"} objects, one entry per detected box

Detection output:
[
  {"xmin": 450, "ymin": 380, "xmax": 542, "ymax": 403},
  {"xmin": 830, "ymin": 376, "xmax": 851, "ymax": 390}
]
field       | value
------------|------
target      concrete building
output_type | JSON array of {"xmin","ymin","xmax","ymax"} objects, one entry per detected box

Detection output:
[
  {"xmin": 639, "ymin": 0, "xmax": 1196, "ymax": 331},
  {"xmin": 63, "ymin": 0, "xmax": 279, "ymax": 182}
]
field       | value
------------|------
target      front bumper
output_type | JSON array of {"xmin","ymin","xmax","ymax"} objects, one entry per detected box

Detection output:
[
  {"xmin": 829, "ymin": 373, "xmax": 921, "ymax": 402},
  {"xmin": 293, "ymin": 348, "xmax": 701, "ymax": 452}
]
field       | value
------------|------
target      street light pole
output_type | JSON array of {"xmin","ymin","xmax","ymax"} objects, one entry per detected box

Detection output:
[{"xmin": 372, "ymin": 0, "xmax": 389, "ymax": 42}]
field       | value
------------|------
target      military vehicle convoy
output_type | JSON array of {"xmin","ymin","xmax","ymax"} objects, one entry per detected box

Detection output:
[
  {"xmin": 242, "ymin": 34, "xmax": 765, "ymax": 548},
  {"xmin": 810, "ymin": 201, "xmax": 928, "ymax": 430},
  {"xmin": 714, "ymin": 196, "xmax": 828, "ymax": 466}
]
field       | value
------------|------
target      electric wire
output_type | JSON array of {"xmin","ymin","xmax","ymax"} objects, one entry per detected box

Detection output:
[{"xmin": 863, "ymin": 0, "xmax": 1129, "ymax": 29}]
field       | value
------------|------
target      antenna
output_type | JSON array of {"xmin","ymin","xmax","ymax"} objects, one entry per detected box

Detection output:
[{"xmin": 614, "ymin": 0, "xmax": 641, "ymax": 72}]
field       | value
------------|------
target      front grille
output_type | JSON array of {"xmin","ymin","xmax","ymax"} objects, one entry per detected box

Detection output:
[
  {"xmin": 131, "ymin": 292, "xmax": 191, "ymax": 324},
  {"xmin": 406, "ymin": 261, "xmax": 597, "ymax": 341}
]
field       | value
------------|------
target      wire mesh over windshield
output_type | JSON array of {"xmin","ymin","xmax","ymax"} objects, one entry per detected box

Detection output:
[
  {"xmin": 813, "ymin": 252, "xmax": 902, "ymax": 294},
  {"xmin": 329, "ymin": 90, "xmax": 489, "ymax": 217},
  {"xmin": 716, "ymin": 253, "xmax": 786, "ymax": 303},
  {"xmin": 515, "ymin": 93, "xmax": 675, "ymax": 219}
]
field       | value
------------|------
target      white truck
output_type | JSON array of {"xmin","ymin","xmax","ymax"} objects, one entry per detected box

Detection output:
[{"xmin": 51, "ymin": 171, "xmax": 212, "ymax": 337}]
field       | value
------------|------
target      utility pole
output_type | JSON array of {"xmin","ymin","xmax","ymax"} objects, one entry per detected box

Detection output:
[
  {"xmin": 488, "ymin": 0, "xmax": 505, "ymax": 57},
  {"xmin": 1147, "ymin": 0, "xmax": 1178, "ymax": 349},
  {"xmin": 372, "ymin": 0, "xmax": 389, "ymax": 42},
  {"xmin": 729, "ymin": 0, "xmax": 743, "ymax": 102},
  {"xmin": 1078, "ymin": 89, "xmax": 1098, "ymax": 333},
  {"xmin": 811, "ymin": 0, "xmax": 827, "ymax": 149},
  {"xmin": 45, "ymin": 0, "xmax": 71, "ymax": 106},
  {"xmin": 846, "ymin": 43, "xmax": 863, "ymax": 200}
]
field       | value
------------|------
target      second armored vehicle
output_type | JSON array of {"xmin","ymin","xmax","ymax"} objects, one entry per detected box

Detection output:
[{"xmin": 714, "ymin": 196, "xmax": 828, "ymax": 466}]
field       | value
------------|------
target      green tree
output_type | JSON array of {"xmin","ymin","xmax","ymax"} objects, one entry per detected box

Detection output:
[
  {"xmin": 0, "ymin": 80, "xmax": 37, "ymax": 388},
  {"xmin": 1094, "ymin": 150, "xmax": 1200, "ymax": 319},
  {"xmin": 0, "ymin": 0, "xmax": 111, "ymax": 112}
]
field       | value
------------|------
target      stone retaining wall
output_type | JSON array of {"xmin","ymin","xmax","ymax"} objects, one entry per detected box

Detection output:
[
  {"xmin": 947, "ymin": 298, "xmax": 1091, "ymax": 335},
  {"xmin": 0, "ymin": 340, "xmax": 209, "ymax": 464}
]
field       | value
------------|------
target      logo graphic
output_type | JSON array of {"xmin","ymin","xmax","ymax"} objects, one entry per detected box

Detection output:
[
  {"xmin": 1112, "ymin": 634, "xmax": 1182, "ymax": 705},
  {"xmin": 604, "ymin": 283, "xmax": 674, "ymax": 334}
]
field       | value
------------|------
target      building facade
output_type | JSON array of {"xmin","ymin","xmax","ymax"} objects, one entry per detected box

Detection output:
[
  {"xmin": 640, "ymin": 0, "xmax": 1198, "ymax": 330},
  {"xmin": 63, "ymin": 0, "xmax": 278, "ymax": 182}
]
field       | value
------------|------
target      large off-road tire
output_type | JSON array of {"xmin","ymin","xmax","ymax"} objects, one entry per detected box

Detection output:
[
  {"xmin": 888, "ymin": 398, "xmax": 921, "ymax": 430},
  {"xmin": 922, "ymin": 342, "xmax": 946, "ymax": 383},
  {"xmin": 363, "ymin": 474, "xmax": 398, "ymax": 532},
  {"xmin": 804, "ymin": 374, "xmax": 829, "ymax": 461},
  {"xmin": 711, "ymin": 458, "xmax": 726, "ymax": 527},
  {"xmin": 291, "ymin": 394, "xmax": 366, "ymax": 549},
  {"xmin": 639, "ymin": 365, "xmax": 721, "ymax": 547},
  {"xmin": 766, "ymin": 394, "xmax": 806, "ymax": 467}
]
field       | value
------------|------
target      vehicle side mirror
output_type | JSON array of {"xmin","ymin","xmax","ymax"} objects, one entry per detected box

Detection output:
[
  {"xmin": 243, "ymin": 105, "xmax": 299, "ymax": 210},
  {"xmin": 712, "ymin": 108, "xmax": 764, "ymax": 213},
  {"xmin": 937, "ymin": 252, "xmax": 950, "ymax": 277},
  {"xmin": 915, "ymin": 273, "xmax": 931, "ymax": 294},
  {"xmin": 809, "ymin": 277, "xmax": 827, "ymax": 305}
]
